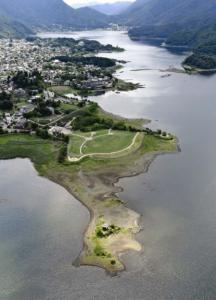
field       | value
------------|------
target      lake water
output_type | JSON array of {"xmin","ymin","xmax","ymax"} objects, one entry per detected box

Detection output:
[{"xmin": 1, "ymin": 30, "xmax": 216, "ymax": 299}]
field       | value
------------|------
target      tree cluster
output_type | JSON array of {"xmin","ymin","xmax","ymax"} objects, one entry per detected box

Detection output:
[{"xmin": 0, "ymin": 91, "xmax": 13, "ymax": 110}]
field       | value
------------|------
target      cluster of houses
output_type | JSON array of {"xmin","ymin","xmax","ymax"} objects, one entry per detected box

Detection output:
[
  {"xmin": 0, "ymin": 37, "xmax": 117, "ymax": 99},
  {"xmin": 74, "ymin": 76, "xmax": 114, "ymax": 90},
  {"xmin": 0, "ymin": 37, "xmax": 118, "ymax": 133},
  {"xmin": 43, "ymin": 60, "xmax": 115, "ymax": 91},
  {"xmin": 0, "ymin": 39, "xmax": 71, "ymax": 76},
  {"xmin": 0, "ymin": 108, "xmax": 28, "ymax": 131}
]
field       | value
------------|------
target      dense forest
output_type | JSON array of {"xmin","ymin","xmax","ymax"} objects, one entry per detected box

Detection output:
[
  {"xmin": 128, "ymin": 24, "xmax": 181, "ymax": 40},
  {"xmin": 167, "ymin": 26, "xmax": 216, "ymax": 70},
  {"xmin": 184, "ymin": 54, "xmax": 216, "ymax": 70},
  {"xmin": 52, "ymin": 56, "xmax": 117, "ymax": 68},
  {"xmin": 0, "ymin": 91, "xmax": 13, "ymax": 110},
  {"xmin": 48, "ymin": 38, "xmax": 123, "ymax": 53}
]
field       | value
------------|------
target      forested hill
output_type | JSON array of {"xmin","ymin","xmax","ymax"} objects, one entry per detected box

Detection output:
[
  {"xmin": 170, "ymin": 25, "xmax": 216, "ymax": 71},
  {"xmin": 129, "ymin": 25, "xmax": 216, "ymax": 71},
  {"xmin": 91, "ymin": 1, "xmax": 131, "ymax": 15},
  {"xmin": 0, "ymin": 14, "xmax": 33, "ymax": 38},
  {"xmin": 121, "ymin": 0, "xmax": 216, "ymax": 27},
  {"xmin": 0, "ymin": 0, "xmax": 109, "ymax": 30},
  {"xmin": 124, "ymin": 0, "xmax": 216, "ymax": 71}
]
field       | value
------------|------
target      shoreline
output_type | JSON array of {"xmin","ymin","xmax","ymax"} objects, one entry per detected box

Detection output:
[
  {"xmin": 43, "ymin": 159, "xmax": 143, "ymax": 275},
  {"xmin": 183, "ymin": 64, "xmax": 216, "ymax": 74},
  {"xmin": 0, "ymin": 131, "xmax": 179, "ymax": 274},
  {"xmin": 128, "ymin": 35, "xmax": 216, "ymax": 75},
  {"xmin": 42, "ymin": 137, "xmax": 180, "ymax": 275}
]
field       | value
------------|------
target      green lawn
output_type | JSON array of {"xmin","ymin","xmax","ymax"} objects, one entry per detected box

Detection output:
[
  {"xmin": 60, "ymin": 102, "xmax": 77, "ymax": 112},
  {"xmin": 68, "ymin": 135, "xmax": 85, "ymax": 155},
  {"xmin": 72, "ymin": 131, "xmax": 93, "ymax": 138},
  {"xmin": 82, "ymin": 131, "xmax": 135, "ymax": 154},
  {"xmin": 68, "ymin": 130, "xmax": 136, "ymax": 157},
  {"xmin": 92, "ymin": 130, "xmax": 110, "ymax": 137}
]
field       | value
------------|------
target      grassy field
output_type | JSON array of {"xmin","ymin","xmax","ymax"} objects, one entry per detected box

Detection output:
[
  {"xmin": 83, "ymin": 131, "xmax": 135, "ymax": 154},
  {"xmin": 68, "ymin": 134, "xmax": 85, "ymax": 155},
  {"xmin": 67, "ymin": 129, "xmax": 176, "ymax": 162},
  {"xmin": 68, "ymin": 130, "xmax": 136, "ymax": 158},
  {"xmin": 141, "ymin": 134, "xmax": 178, "ymax": 154},
  {"xmin": 0, "ymin": 134, "xmax": 60, "ymax": 172},
  {"xmin": 60, "ymin": 102, "xmax": 77, "ymax": 112},
  {"xmin": 0, "ymin": 132, "xmax": 176, "ymax": 168}
]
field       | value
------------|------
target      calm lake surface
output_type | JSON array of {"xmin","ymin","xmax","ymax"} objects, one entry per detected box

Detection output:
[{"xmin": 1, "ymin": 30, "xmax": 216, "ymax": 299}]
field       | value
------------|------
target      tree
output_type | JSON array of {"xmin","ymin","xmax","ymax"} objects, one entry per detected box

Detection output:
[
  {"xmin": 36, "ymin": 128, "xmax": 49, "ymax": 139},
  {"xmin": 58, "ymin": 144, "xmax": 67, "ymax": 163},
  {"xmin": 0, "ymin": 91, "xmax": 13, "ymax": 110}
]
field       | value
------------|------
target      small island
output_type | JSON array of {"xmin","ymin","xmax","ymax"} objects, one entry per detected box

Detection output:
[{"xmin": 0, "ymin": 36, "xmax": 179, "ymax": 274}]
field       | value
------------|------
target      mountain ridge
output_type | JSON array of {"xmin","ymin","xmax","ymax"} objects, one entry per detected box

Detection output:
[
  {"xmin": 92, "ymin": 1, "xmax": 131, "ymax": 15},
  {"xmin": 121, "ymin": 0, "xmax": 216, "ymax": 27},
  {"xmin": 0, "ymin": 0, "xmax": 110, "ymax": 33},
  {"xmin": 0, "ymin": 13, "xmax": 33, "ymax": 38}
]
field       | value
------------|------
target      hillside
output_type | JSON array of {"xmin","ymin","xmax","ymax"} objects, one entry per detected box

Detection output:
[
  {"xmin": 92, "ymin": 1, "xmax": 131, "ymax": 15},
  {"xmin": 0, "ymin": 0, "xmax": 109, "ymax": 29},
  {"xmin": 169, "ymin": 25, "xmax": 216, "ymax": 71},
  {"xmin": 0, "ymin": 14, "xmax": 32, "ymax": 38},
  {"xmin": 121, "ymin": 0, "xmax": 216, "ymax": 27},
  {"xmin": 124, "ymin": 0, "xmax": 216, "ymax": 71}
]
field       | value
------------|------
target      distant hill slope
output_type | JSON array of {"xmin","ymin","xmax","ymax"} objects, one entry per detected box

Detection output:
[
  {"xmin": 0, "ymin": 0, "xmax": 109, "ymax": 29},
  {"xmin": 168, "ymin": 25, "xmax": 216, "ymax": 71},
  {"xmin": 121, "ymin": 0, "xmax": 216, "ymax": 27},
  {"xmin": 92, "ymin": 1, "xmax": 131, "ymax": 15},
  {"xmin": 0, "ymin": 13, "xmax": 33, "ymax": 38},
  {"xmin": 124, "ymin": 0, "xmax": 216, "ymax": 71}
]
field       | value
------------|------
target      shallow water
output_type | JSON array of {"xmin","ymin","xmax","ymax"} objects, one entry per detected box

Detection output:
[
  {"xmin": 0, "ymin": 159, "xmax": 90, "ymax": 300},
  {"xmin": 2, "ymin": 31, "xmax": 216, "ymax": 299}
]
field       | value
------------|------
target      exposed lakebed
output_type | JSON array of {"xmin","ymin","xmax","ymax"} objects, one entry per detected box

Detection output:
[{"xmin": 1, "ymin": 30, "xmax": 216, "ymax": 299}]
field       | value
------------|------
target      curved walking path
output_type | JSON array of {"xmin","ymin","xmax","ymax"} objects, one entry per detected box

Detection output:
[
  {"xmin": 68, "ymin": 132, "xmax": 141, "ymax": 162},
  {"xmin": 70, "ymin": 130, "xmax": 114, "ymax": 155},
  {"xmin": 29, "ymin": 114, "xmax": 64, "ymax": 128},
  {"xmin": 29, "ymin": 107, "xmax": 84, "ymax": 128}
]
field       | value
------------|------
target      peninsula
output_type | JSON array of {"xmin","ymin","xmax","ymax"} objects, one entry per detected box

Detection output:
[{"xmin": 0, "ymin": 36, "xmax": 178, "ymax": 274}]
